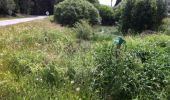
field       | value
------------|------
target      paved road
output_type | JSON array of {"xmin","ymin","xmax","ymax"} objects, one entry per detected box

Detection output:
[{"xmin": 0, "ymin": 16, "xmax": 47, "ymax": 27}]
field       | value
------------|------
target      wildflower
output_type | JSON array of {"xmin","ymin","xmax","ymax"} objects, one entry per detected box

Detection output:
[
  {"xmin": 36, "ymin": 78, "xmax": 39, "ymax": 81},
  {"xmin": 0, "ymin": 53, "xmax": 3, "ymax": 56},
  {"xmin": 76, "ymin": 87, "xmax": 80, "ymax": 92},
  {"xmin": 35, "ymin": 43, "xmax": 41, "ymax": 47},
  {"xmin": 71, "ymin": 80, "xmax": 74, "ymax": 84}
]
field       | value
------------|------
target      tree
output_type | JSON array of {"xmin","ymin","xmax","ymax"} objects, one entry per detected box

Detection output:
[
  {"xmin": 119, "ymin": 0, "xmax": 167, "ymax": 33},
  {"xmin": 18, "ymin": 0, "xmax": 55, "ymax": 15},
  {"xmin": 0, "ymin": 0, "xmax": 16, "ymax": 15},
  {"xmin": 97, "ymin": 5, "xmax": 115, "ymax": 25}
]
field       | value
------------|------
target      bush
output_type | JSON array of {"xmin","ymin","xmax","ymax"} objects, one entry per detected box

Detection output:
[
  {"xmin": 113, "ymin": 6, "xmax": 122, "ymax": 23},
  {"xmin": 73, "ymin": 20, "xmax": 94, "ymax": 40},
  {"xmin": 155, "ymin": 0, "xmax": 167, "ymax": 26},
  {"xmin": 159, "ymin": 18, "xmax": 170, "ymax": 35},
  {"xmin": 119, "ymin": 0, "xmax": 167, "ymax": 33},
  {"xmin": 97, "ymin": 5, "xmax": 115, "ymax": 25},
  {"xmin": 54, "ymin": 0, "xmax": 101, "ymax": 26}
]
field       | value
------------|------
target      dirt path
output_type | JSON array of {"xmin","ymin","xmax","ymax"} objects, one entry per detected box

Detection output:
[{"xmin": 0, "ymin": 16, "xmax": 47, "ymax": 26}]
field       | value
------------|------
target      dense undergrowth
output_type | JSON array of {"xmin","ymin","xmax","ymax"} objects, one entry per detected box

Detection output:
[{"xmin": 0, "ymin": 18, "xmax": 170, "ymax": 99}]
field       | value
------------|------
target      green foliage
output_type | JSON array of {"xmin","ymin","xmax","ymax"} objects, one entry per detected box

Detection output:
[
  {"xmin": 73, "ymin": 20, "xmax": 94, "ymax": 40},
  {"xmin": 54, "ymin": 0, "xmax": 101, "ymax": 26},
  {"xmin": 18, "ymin": 0, "xmax": 55, "ymax": 15},
  {"xmin": 93, "ymin": 43, "xmax": 140, "ymax": 99},
  {"xmin": 113, "ymin": 6, "xmax": 122, "ymax": 23},
  {"xmin": 3, "ymin": 51, "xmax": 44, "ymax": 80},
  {"xmin": 159, "ymin": 18, "xmax": 170, "ymax": 35},
  {"xmin": 55, "ymin": 0, "xmax": 65, "ymax": 4},
  {"xmin": 93, "ymin": 26, "xmax": 119, "ymax": 41},
  {"xmin": 119, "ymin": 0, "xmax": 167, "ymax": 33},
  {"xmin": 97, "ymin": 5, "xmax": 115, "ymax": 25},
  {"xmin": 156, "ymin": 0, "xmax": 167, "ymax": 26},
  {"xmin": 41, "ymin": 63, "xmax": 61, "ymax": 86},
  {"xmin": 55, "ymin": 0, "xmax": 99, "ymax": 5},
  {"xmin": 0, "ymin": 0, "xmax": 56, "ymax": 15},
  {"xmin": 1, "ymin": 18, "xmax": 170, "ymax": 99},
  {"xmin": 86, "ymin": 0, "xmax": 99, "ymax": 5},
  {"xmin": 0, "ymin": 20, "xmax": 98, "ymax": 99},
  {"xmin": 93, "ymin": 35, "xmax": 170, "ymax": 99},
  {"xmin": 0, "ymin": 0, "xmax": 16, "ymax": 15}
]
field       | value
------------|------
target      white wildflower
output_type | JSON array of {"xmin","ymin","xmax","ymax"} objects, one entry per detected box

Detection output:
[
  {"xmin": 36, "ymin": 78, "xmax": 39, "ymax": 81},
  {"xmin": 76, "ymin": 87, "xmax": 80, "ymax": 92},
  {"xmin": 35, "ymin": 43, "xmax": 41, "ymax": 47},
  {"xmin": 0, "ymin": 53, "xmax": 3, "ymax": 56},
  {"xmin": 71, "ymin": 80, "xmax": 75, "ymax": 84}
]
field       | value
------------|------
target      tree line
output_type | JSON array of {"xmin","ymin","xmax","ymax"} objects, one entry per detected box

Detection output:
[
  {"xmin": 0, "ymin": 0, "xmax": 57, "ymax": 15},
  {"xmin": 0, "ymin": 0, "xmax": 100, "ymax": 15}
]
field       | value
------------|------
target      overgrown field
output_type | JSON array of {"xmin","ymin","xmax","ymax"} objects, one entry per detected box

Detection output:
[{"xmin": 0, "ymin": 18, "xmax": 170, "ymax": 99}]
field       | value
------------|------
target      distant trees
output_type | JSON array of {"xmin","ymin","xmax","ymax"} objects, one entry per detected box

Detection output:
[
  {"xmin": 0, "ymin": 0, "xmax": 56, "ymax": 15},
  {"xmin": 119, "ymin": 0, "xmax": 167, "ymax": 33},
  {"xmin": 55, "ymin": 0, "xmax": 99, "ymax": 5},
  {"xmin": 0, "ymin": 0, "xmax": 100, "ymax": 15},
  {"xmin": 0, "ymin": 0, "xmax": 16, "ymax": 15},
  {"xmin": 87, "ymin": 0, "xmax": 99, "ymax": 4},
  {"xmin": 18, "ymin": 0, "xmax": 56, "ymax": 15}
]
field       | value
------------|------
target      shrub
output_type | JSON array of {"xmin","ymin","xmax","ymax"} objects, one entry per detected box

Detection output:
[
  {"xmin": 119, "ymin": 0, "xmax": 167, "ymax": 33},
  {"xmin": 54, "ymin": 0, "xmax": 101, "ymax": 26},
  {"xmin": 73, "ymin": 20, "xmax": 94, "ymax": 40},
  {"xmin": 155, "ymin": 0, "xmax": 167, "ymax": 27},
  {"xmin": 97, "ymin": 5, "xmax": 115, "ymax": 25},
  {"xmin": 113, "ymin": 6, "xmax": 122, "ymax": 23}
]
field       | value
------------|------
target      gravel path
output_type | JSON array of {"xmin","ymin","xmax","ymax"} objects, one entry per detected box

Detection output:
[{"xmin": 0, "ymin": 16, "xmax": 47, "ymax": 27}]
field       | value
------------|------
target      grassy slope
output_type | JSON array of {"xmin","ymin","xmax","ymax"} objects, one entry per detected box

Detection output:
[
  {"xmin": 0, "ymin": 19, "xmax": 99, "ymax": 99},
  {"xmin": 0, "ymin": 18, "xmax": 170, "ymax": 99}
]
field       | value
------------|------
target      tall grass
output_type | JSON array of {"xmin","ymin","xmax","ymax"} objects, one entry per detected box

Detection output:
[{"xmin": 0, "ymin": 18, "xmax": 170, "ymax": 99}]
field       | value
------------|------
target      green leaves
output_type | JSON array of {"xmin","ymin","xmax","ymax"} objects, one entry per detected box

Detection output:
[
  {"xmin": 54, "ymin": 0, "xmax": 101, "ymax": 26},
  {"xmin": 93, "ymin": 35, "xmax": 170, "ymax": 99},
  {"xmin": 120, "ymin": 0, "xmax": 167, "ymax": 33},
  {"xmin": 73, "ymin": 20, "xmax": 94, "ymax": 40}
]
